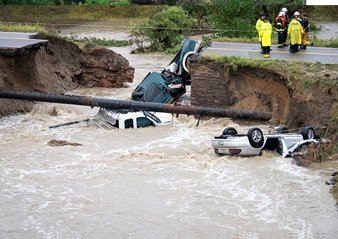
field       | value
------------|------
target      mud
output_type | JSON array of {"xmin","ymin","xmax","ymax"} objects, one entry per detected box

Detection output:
[{"xmin": 0, "ymin": 34, "xmax": 134, "ymax": 116}]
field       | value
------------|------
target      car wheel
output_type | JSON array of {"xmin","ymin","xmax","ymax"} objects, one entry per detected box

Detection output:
[
  {"xmin": 301, "ymin": 126, "xmax": 315, "ymax": 139},
  {"xmin": 276, "ymin": 125, "xmax": 289, "ymax": 133},
  {"xmin": 247, "ymin": 127, "xmax": 264, "ymax": 148},
  {"xmin": 222, "ymin": 127, "xmax": 238, "ymax": 136},
  {"xmin": 182, "ymin": 51, "xmax": 199, "ymax": 73}
]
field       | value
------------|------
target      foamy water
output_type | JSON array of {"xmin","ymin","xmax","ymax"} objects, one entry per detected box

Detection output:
[{"xmin": 1, "ymin": 26, "xmax": 338, "ymax": 238}]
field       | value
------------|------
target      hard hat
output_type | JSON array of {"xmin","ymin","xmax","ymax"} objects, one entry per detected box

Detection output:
[
  {"xmin": 281, "ymin": 7, "xmax": 288, "ymax": 12},
  {"xmin": 294, "ymin": 11, "xmax": 300, "ymax": 16},
  {"xmin": 278, "ymin": 12, "xmax": 284, "ymax": 17}
]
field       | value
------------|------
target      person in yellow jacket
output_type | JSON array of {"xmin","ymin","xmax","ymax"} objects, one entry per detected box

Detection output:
[
  {"xmin": 288, "ymin": 11, "xmax": 303, "ymax": 53},
  {"xmin": 261, "ymin": 18, "xmax": 272, "ymax": 58},
  {"xmin": 256, "ymin": 13, "xmax": 265, "ymax": 53}
]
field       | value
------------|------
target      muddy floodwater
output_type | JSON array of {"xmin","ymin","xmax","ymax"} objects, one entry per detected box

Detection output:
[{"xmin": 1, "ymin": 24, "xmax": 338, "ymax": 238}]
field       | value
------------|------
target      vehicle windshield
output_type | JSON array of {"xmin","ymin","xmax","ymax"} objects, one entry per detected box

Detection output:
[{"xmin": 143, "ymin": 111, "xmax": 161, "ymax": 123}]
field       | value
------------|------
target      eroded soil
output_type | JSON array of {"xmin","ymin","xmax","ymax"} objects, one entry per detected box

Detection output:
[{"xmin": 189, "ymin": 57, "xmax": 337, "ymax": 141}]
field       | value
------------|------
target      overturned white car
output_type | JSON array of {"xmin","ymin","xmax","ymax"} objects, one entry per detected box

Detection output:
[{"xmin": 212, "ymin": 126, "xmax": 319, "ymax": 157}]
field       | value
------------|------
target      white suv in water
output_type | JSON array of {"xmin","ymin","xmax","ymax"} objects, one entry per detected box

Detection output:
[
  {"xmin": 95, "ymin": 108, "xmax": 172, "ymax": 129},
  {"xmin": 212, "ymin": 126, "xmax": 318, "ymax": 157}
]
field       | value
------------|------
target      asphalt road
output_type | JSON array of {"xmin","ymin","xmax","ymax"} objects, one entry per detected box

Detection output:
[
  {"xmin": 202, "ymin": 42, "xmax": 338, "ymax": 64},
  {"xmin": 0, "ymin": 32, "xmax": 48, "ymax": 56}
]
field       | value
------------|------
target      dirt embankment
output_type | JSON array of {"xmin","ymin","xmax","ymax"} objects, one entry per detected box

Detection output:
[
  {"xmin": 0, "ymin": 35, "xmax": 134, "ymax": 116},
  {"xmin": 189, "ymin": 57, "xmax": 338, "ymax": 141}
]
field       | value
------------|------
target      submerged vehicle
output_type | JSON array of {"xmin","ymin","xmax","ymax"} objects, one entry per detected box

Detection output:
[
  {"xmin": 212, "ymin": 126, "xmax": 319, "ymax": 157},
  {"xmin": 50, "ymin": 38, "xmax": 201, "ymax": 130},
  {"xmin": 50, "ymin": 109, "xmax": 172, "ymax": 130},
  {"xmin": 131, "ymin": 38, "xmax": 201, "ymax": 103},
  {"xmin": 95, "ymin": 109, "xmax": 172, "ymax": 129}
]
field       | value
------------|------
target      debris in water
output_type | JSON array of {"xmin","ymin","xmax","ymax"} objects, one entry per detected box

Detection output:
[{"xmin": 47, "ymin": 139, "xmax": 82, "ymax": 147}]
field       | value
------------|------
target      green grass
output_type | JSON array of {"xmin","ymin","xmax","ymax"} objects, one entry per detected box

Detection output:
[
  {"xmin": 66, "ymin": 36, "xmax": 132, "ymax": 47},
  {"xmin": 312, "ymin": 38, "xmax": 338, "ymax": 48},
  {"xmin": 110, "ymin": 0, "xmax": 130, "ymax": 6},
  {"xmin": 0, "ymin": 23, "xmax": 45, "ymax": 33},
  {"xmin": 202, "ymin": 55, "xmax": 279, "ymax": 69},
  {"xmin": 0, "ymin": 5, "xmax": 166, "ymax": 24}
]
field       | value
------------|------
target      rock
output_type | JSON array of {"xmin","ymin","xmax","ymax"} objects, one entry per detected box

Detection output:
[
  {"xmin": 78, "ymin": 44, "xmax": 134, "ymax": 88},
  {"xmin": 329, "ymin": 153, "xmax": 338, "ymax": 161},
  {"xmin": 292, "ymin": 142, "xmax": 320, "ymax": 167},
  {"xmin": 47, "ymin": 139, "xmax": 82, "ymax": 147},
  {"xmin": 326, "ymin": 172, "xmax": 338, "ymax": 185}
]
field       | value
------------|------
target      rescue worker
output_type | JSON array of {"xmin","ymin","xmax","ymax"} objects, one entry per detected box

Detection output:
[
  {"xmin": 261, "ymin": 17, "xmax": 272, "ymax": 58},
  {"xmin": 300, "ymin": 13, "xmax": 309, "ymax": 49},
  {"xmin": 288, "ymin": 11, "xmax": 303, "ymax": 53},
  {"xmin": 281, "ymin": 7, "xmax": 289, "ymax": 46},
  {"xmin": 256, "ymin": 13, "xmax": 265, "ymax": 53},
  {"xmin": 275, "ymin": 12, "xmax": 286, "ymax": 48}
]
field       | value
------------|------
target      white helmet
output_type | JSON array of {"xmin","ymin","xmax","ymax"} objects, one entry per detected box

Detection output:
[
  {"xmin": 281, "ymin": 7, "xmax": 288, "ymax": 12},
  {"xmin": 278, "ymin": 12, "xmax": 284, "ymax": 17},
  {"xmin": 294, "ymin": 11, "xmax": 300, "ymax": 16}
]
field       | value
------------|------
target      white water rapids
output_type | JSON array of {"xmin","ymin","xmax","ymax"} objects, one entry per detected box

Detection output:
[{"xmin": 1, "ymin": 23, "xmax": 338, "ymax": 238}]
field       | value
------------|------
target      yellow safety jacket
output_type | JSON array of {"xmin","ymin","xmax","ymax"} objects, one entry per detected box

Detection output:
[
  {"xmin": 261, "ymin": 21, "xmax": 272, "ymax": 47},
  {"xmin": 256, "ymin": 19, "xmax": 264, "ymax": 41},
  {"xmin": 288, "ymin": 19, "xmax": 303, "ymax": 45}
]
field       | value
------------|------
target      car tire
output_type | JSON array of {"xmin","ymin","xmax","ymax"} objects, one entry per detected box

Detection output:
[
  {"xmin": 301, "ymin": 126, "xmax": 315, "ymax": 139},
  {"xmin": 247, "ymin": 127, "xmax": 264, "ymax": 148},
  {"xmin": 276, "ymin": 125, "xmax": 289, "ymax": 133},
  {"xmin": 182, "ymin": 51, "xmax": 199, "ymax": 73},
  {"xmin": 222, "ymin": 127, "xmax": 238, "ymax": 136}
]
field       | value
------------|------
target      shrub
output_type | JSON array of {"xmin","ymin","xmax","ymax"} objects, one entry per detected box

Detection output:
[
  {"xmin": 130, "ymin": 6, "xmax": 196, "ymax": 53},
  {"xmin": 205, "ymin": 0, "xmax": 257, "ymax": 38}
]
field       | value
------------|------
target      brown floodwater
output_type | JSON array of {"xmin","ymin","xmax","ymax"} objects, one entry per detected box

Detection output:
[{"xmin": 0, "ymin": 23, "xmax": 338, "ymax": 238}]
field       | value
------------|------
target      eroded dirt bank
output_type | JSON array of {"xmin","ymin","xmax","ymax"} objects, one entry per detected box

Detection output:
[
  {"xmin": 0, "ymin": 35, "xmax": 134, "ymax": 116},
  {"xmin": 189, "ymin": 57, "xmax": 338, "ymax": 141}
]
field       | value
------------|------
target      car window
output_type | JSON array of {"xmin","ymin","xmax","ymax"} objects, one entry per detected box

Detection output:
[
  {"xmin": 144, "ymin": 84, "xmax": 163, "ymax": 102},
  {"xmin": 136, "ymin": 117, "xmax": 154, "ymax": 128},
  {"xmin": 124, "ymin": 119, "xmax": 134, "ymax": 129}
]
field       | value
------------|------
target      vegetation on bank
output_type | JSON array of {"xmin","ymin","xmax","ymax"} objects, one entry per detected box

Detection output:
[
  {"xmin": 66, "ymin": 36, "xmax": 132, "ymax": 46},
  {"xmin": 130, "ymin": 6, "xmax": 195, "ymax": 53}
]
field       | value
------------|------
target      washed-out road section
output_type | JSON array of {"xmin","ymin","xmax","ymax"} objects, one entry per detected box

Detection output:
[{"xmin": 0, "ymin": 31, "xmax": 48, "ymax": 56}]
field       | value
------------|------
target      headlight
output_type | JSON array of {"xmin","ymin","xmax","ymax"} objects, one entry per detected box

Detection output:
[{"xmin": 218, "ymin": 141, "xmax": 225, "ymax": 146}]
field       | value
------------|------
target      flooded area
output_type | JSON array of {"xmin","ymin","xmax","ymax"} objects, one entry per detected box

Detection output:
[
  {"xmin": 1, "ymin": 22, "xmax": 338, "ymax": 238},
  {"xmin": 313, "ymin": 22, "xmax": 338, "ymax": 40}
]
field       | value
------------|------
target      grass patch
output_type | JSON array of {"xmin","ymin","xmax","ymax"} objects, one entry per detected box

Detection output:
[
  {"xmin": 0, "ymin": 5, "xmax": 165, "ymax": 24},
  {"xmin": 110, "ymin": 0, "xmax": 130, "ymax": 6},
  {"xmin": 312, "ymin": 38, "xmax": 338, "ymax": 48},
  {"xmin": 66, "ymin": 36, "xmax": 132, "ymax": 47},
  {"xmin": 202, "ymin": 55, "xmax": 279, "ymax": 69},
  {"xmin": 0, "ymin": 23, "xmax": 46, "ymax": 33}
]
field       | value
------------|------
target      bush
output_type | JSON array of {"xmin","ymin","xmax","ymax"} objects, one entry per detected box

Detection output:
[
  {"xmin": 205, "ymin": 0, "xmax": 257, "ymax": 38},
  {"xmin": 130, "ymin": 6, "xmax": 196, "ymax": 53}
]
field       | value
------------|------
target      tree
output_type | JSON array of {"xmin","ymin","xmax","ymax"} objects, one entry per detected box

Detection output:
[{"xmin": 130, "ymin": 6, "xmax": 196, "ymax": 52}]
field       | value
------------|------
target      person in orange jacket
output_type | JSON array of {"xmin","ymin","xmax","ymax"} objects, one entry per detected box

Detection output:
[
  {"xmin": 300, "ymin": 13, "xmax": 309, "ymax": 49},
  {"xmin": 280, "ymin": 7, "xmax": 290, "ymax": 46},
  {"xmin": 261, "ymin": 18, "xmax": 272, "ymax": 58},
  {"xmin": 275, "ymin": 12, "xmax": 286, "ymax": 48}
]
